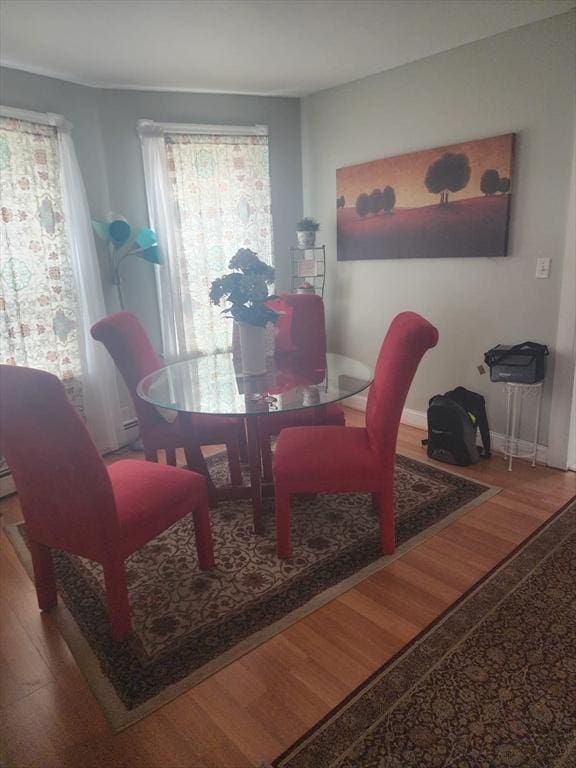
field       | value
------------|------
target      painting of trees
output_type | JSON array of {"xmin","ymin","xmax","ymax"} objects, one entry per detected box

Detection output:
[
  {"xmin": 355, "ymin": 193, "xmax": 370, "ymax": 218},
  {"xmin": 425, "ymin": 152, "xmax": 471, "ymax": 205},
  {"xmin": 369, "ymin": 189, "xmax": 383, "ymax": 214},
  {"xmin": 381, "ymin": 185, "xmax": 396, "ymax": 214},
  {"xmin": 352, "ymin": 186, "xmax": 396, "ymax": 218},
  {"xmin": 480, "ymin": 169, "xmax": 500, "ymax": 195},
  {"xmin": 337, "ymin": 133, "xmax": 515, "ymax": 260},
  {"xmin": 481, "ymin": 169, "xmax": 511, "ymax": 196}
]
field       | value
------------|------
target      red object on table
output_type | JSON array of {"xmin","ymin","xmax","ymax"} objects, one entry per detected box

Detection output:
[
  {"xmin": 273, "ymin": 312, "xmax": 439, "ymax": 559},
  {"xmin": 0, "ymin": 364, "xmax": 214, "ymax": 640},
  {"xmin": 259, "ymin": 294, "xmax": 345, "ymax": 482},
  {"xmin": 91, "ymin": 312, "xmax": 245, "ymax": 485}
]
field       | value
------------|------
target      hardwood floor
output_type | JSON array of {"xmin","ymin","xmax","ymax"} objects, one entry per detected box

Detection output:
[{"xmin": 1, "ymin": 409, "xmax": 574, "ymax": 768}]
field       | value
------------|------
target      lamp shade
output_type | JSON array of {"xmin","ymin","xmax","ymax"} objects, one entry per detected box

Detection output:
[
  {"xmin": 139, "ymin": 245, "xmax": 161, "ymax": 264},
  {"xmin": 91, "ymin": 219, "xmax": 111, "ymax": 240},
  {"xmin": 135, "ymin": 227, "xmax": 157, "ymax": 249},
  {"xmin": 109, "ymin": 219, "xmax": 132, "ymax": 246}
]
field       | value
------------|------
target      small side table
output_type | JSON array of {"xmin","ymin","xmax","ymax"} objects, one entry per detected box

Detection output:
[{"xmin": 503, "ymin": 381, "xmax": 543, "ymax": 471}]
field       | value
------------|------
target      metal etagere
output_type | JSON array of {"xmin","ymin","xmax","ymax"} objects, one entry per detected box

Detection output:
[{"xmin": 289, "ymin": 245, "xmax": 326, "ymax": 296}]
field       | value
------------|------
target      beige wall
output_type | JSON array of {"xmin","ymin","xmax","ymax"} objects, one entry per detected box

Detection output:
[{"xmin": 301, "ymin": 12, "xmax": 576, "ymax": 444}]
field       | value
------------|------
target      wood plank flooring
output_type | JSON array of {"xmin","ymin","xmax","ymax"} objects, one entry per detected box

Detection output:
[{"xmin": 1, "ymin": 409, "xmax": 574, "ymax": 768}]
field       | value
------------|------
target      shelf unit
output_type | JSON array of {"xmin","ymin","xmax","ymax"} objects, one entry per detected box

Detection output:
[{"xmin": 289, "ymin": 245, "xmax": 326, "ymax": 297}]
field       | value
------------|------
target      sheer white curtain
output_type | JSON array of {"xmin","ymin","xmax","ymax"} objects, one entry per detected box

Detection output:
[
  {"xmin": 139, "ymin": 121, "xmax": 273, "ymax": 361},
  {"xmin": 0, "ymin": 106, "xmax": 123, "ymax": 453},
  {"xmin": 57, "ymin": 122, "xmax": 124, "ymax": 452},
  {"xmin": 139, "ymin": 123, "xmax": 187, "ymax": 361}
]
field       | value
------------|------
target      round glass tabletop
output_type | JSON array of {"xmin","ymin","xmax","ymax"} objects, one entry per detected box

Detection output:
[{"xmin": 137, "ymin": 350, "xmax": 373, "ymax": 417}]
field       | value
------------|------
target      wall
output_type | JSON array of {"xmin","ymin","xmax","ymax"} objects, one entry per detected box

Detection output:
[
  {"xmin": 548, "ymin": 129, "xmax": 576, "ymax": 468},
  {"xmin": 0, "ymin": 68, "xmax": 302, "ymax": 349},
  {"xmin": 300, "ymin": 11, "xmax": 576, "ymax": 445}
]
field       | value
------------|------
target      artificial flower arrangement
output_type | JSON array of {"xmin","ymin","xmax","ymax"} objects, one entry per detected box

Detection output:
[{"xmin": 209, "ymin": 249, "xmax": 278, "ymax": 327}]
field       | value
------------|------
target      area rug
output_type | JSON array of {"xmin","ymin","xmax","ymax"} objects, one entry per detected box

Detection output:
[
  {"xmin": 273, "ymin": 498, "xmax": 576, "ymax": 768},
  {"xmin": 5, "ymin": 453, "xmax": 498, "ymax": 731}
]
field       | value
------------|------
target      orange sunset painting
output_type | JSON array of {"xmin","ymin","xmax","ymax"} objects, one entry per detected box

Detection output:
[{"xmin": 336, "ymin": 133, "xmax": 515, "ymax": 260}]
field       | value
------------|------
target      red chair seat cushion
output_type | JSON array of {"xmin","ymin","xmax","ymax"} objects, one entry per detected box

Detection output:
[
  {"xmin": 259, "ymin": 403, "xmax": 344, "ymax": 438},
  {"xmin": 108, "ymin": 460, "xmax": 206, "ymax": 557},
  {"xmin": 273, "ymin": 426, "xmax": 380, "ymax": 494}
]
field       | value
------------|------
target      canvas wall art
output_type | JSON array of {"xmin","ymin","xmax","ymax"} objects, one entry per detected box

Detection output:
[{"xmin": 336, "ymin": 133, "xmax": 515, "ymax": 260}]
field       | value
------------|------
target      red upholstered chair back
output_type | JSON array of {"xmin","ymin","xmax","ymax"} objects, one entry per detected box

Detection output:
[
  {"xmin": 0, "ymin": 365, "xmax": 120, "ymax": 563},
  {"xmin": 280, "ymin": 293, "xmax": 327, "ymax": 362},
  {"xmin": 269, "ymin": 294, "xmax": 327, "ymax": 384},
  {"xmin": 91, "ymin": 312, "xmax": 163, "ymax": 431},
  {"xmin": 366, "ymin": 312, "xmax": 438, "ymax": 466}
]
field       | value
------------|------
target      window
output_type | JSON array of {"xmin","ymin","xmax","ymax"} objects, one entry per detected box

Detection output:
[
  {"xmin": 140, "ymin": 122, "xmax": 273, "ymax": 359},
  {"xmin": 0, "ymin": 107, "xmax": 123, "ymax": 460},
  {"xmin": 0, "ymin": 116, "xmax": 83, "ymax": 412}
]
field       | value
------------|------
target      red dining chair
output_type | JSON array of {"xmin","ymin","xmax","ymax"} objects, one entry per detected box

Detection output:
[
  {"xmin": 0, "ymin": 364, "xmax": 215, "ymax": 641},
  {"xmin": 259, "ymin": 294, "xmax": 345, "ymax": 482},
  {"xmin": 91, "ymin": 312, "xmax": 244, "ymax": 485},
  {"xmin": 273, "ymin": 312, "xmax": 439, "ymax": 558}
]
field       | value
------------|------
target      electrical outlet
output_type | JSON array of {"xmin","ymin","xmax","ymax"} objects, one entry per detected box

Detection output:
[{"xmin": 535, "ymin": 257, "xmax": 551, "ymax": 279}]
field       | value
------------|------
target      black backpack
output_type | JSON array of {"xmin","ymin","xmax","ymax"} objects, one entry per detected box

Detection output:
[{"xmin": 422, "ymin": 387, "xmax": 491, "ymax": 467}]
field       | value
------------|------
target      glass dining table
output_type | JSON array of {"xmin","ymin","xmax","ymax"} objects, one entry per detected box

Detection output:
[{"xmin": 137, "ymin": 347, "xmax": 373, "ymax": 534}]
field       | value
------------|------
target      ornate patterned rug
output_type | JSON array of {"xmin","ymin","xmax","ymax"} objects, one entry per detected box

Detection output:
[
  {"xmin": 5, "ymin": 452, "xmax": 498, "ymax": 731},
  {"xmin": 273, "ymin": 499, "xmax": 576, "ymax": 768}
]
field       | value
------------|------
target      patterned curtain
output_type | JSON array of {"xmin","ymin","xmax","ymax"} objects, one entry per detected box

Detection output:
[
  {"xmin": 165, "ymin": 133, "xmax": 273, "ymax": 355},
  {"xmin": 0, "ymin": 117, "xmax": 83, "ymax": 411}
]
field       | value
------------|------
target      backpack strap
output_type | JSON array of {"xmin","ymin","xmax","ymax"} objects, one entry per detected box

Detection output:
[{"xmin": 474, "ymin": 396, "xmax": 491, "ymax": 458}]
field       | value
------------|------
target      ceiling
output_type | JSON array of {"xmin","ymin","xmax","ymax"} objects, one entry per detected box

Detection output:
[{"xmin": 1, "ymin": 0, "xmax": 574, "ymax": 97}]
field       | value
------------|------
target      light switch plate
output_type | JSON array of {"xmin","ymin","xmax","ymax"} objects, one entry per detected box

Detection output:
[{"xmin": 535, "ymin": 257, "xmax": 551, "ymax": 279}]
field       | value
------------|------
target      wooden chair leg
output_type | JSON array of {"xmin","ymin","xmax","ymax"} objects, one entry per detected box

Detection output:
[
  {"xmin": 275, "ymin": 489, "xmax": 292, "ymax": 559},
  {"xmin": 238, "ymin": 421, "xmax": 248, "ymax": 464},
  {"xmin": 103, "ymin": 560, "xmax": 132, "ymax": 641},
  {"xmin": 192, "ymin": 499, "xmax": 215, "ymax": 570},
  {"xmin": 29, "ymin": 540, "xmax": 57, "ymax": 611},
  {"xmin": 376, "ymin": 487, "xmax": 396, "ymax": 554},
  {"xmin": 144, "ymin": 445, "xmax": 158, "ymax": 463},
  {"xmin": 166, "ymin": 448, "xmax": 177, "ymax": 466},
  {"xmin": 261, "ymin": 433, "xmax": 274, "ymax": 484},
  {"xmin": 226, "ymin": 436, "xmax": 243, "ymax": 486}
]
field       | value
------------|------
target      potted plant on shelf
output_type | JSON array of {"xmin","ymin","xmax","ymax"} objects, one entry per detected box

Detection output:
[
  {"xmin": 296, "ymin": 217, "xmax": 320, "ymax": 248},
  {"xmin": 210, "ymin": 249, "xmax": 277, "ymax": 375}
]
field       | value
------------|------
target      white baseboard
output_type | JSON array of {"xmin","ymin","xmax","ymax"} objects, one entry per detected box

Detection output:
[
  {"xmin": 344, "ymin": 393, "xmax": 369, "ymax": 413},
  {"xmin": 344, "ymin": 397, "xmax": 549, "ymax": 464},
  {"xmin": 400, "ymin": 407, "xmax": 428, "ymax": 430}
]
